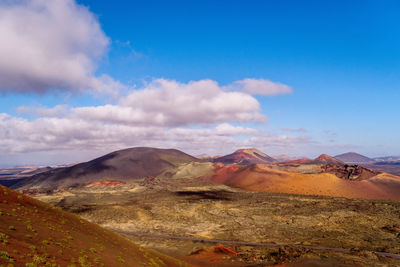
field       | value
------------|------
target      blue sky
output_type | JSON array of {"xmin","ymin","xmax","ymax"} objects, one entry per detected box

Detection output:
[{"xmin": 0, "ymin": 0, "xmax": 399, "ymax": 166}]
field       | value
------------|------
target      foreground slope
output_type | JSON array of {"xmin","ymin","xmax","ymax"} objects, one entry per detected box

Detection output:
[
  {"xmin": 0, "ymin": 184, "xmax": 185, "ymax": 266},
  {"xmin": 213, "ymin": 148, "xmax": 276, "ymax": 165},
  {"xmin": 14, "ymin": 147, "xmax": 199, "ymax": 190},
  {"xmin": 211, "ymin": 164, "xmax": 400, "ymax": 200}
]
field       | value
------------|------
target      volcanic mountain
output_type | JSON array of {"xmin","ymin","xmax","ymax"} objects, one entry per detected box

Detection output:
[
  {"xmin": 0, "ymin": 185, "xmax": 185, "ymax": 266},
  {"xmin": 210, "ymin": 164, "xmax": 400, "ymax": 200},
  {"xmin": 335, "ymin": 152, "xmax": 373, "ymax": 163},
  {"xmin": 311, "ymin": 154, "xmax": 344, "ymax": 165},
  {"xmin": 13, "ymin": 147, "xmax": 199, "ymax": 190},
  {"xmin": 213, "ymin": 148, "xmax": 277, "ymax": 165}
]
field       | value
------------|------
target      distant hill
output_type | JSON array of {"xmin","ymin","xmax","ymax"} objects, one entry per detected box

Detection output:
[
  {"xmin": 0, "ymin": 184, "xmax": 184, "ymax": 266},
  {"xmin": 13, "ymin": 147, "xmax": 199, "ymax": 190},
  {"xmin": 279, "ymin": 154, "xmax": 344, "ymax": 165},
  {"xmin": 0, "ymin": 166, "xmax": 53, "ymax": 187},
  {"xmin": 213, "ymin": 148, "xmax": 277, "ymax": 165},
  {"xmin": 335, "ymin": 152, "xmax": 373, "ymax": 163},
  {"xmin": 312, "ymin": 154, "xmax": 344, "ymax": 165}
]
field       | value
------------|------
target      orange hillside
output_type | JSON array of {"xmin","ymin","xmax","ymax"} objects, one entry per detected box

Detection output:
[
  {"xmin": 210, "ymin": 164, "xmax": 400, "ymax": 200},
  {"xmin": 0, "ymin": 185, "xmax": 185, "ymax": 266}
]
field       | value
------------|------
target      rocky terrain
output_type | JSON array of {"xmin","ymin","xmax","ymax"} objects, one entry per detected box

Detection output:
[
  {"xmin": 30, "ymin": 181, "xmax": 400, "ymax": 266},
  {"xmin": 8, "ymin": 146, "xmax": 400, "ymax": 266}
]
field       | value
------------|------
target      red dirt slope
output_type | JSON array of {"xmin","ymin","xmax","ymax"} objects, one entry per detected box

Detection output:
[
  {"xmin": 210, "ymin": 164, "xmax": 400, "ymax": 200},
  {"xmin": 0, "ymin": 185, "xmax": 185, "ymax": 266},
  {"xmin": 213, "ymin": 148, "xmax": 276, "ymax": 165},
  {"xmin": 312, "ymin": 154, "xmax": 343, "ymax": 165},
  {"xmin": 278, "ymin": 158, "xmax": 313, "ymax": 164}
]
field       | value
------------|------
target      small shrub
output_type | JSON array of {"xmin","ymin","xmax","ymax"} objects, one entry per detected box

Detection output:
[
  {"xmin": 33, "ymin": 254, "xmax": 45, "ymax": 264},
  {"xmin": 0, "ymin": 232, "xmax": 8, "ymax": 239},
  {"xmin": 0, "ymin": 250, "xmax": 14, "ymax": 262},
  {"xmin": 8, "ymin": 226, "xmax": 15, "ymax": 231},
  {"xmin": 117, "ymin": 255, "xmax": 125, "ymax": 263}
]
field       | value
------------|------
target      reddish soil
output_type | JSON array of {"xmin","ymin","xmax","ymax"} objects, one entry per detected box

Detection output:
[
  {"xmin": 279, "ymin": 158, "xmax": 313, "ymax": 164},
  {"xmin": 0, "ymin": 185, "xmax": 185, "ymax": 266},
  {"xmin": 183, "ymin": 244, "xmax": 244, "ymax": 267}
]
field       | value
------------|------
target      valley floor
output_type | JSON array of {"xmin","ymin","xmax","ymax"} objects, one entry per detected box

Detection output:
[{"xmin": 32, "ymin": 183, "xmax": 400, "ymax": 266}]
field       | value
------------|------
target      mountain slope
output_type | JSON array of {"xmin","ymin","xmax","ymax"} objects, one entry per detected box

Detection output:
[
  {"xmin": 278, "ymin": 157, "xmax": 314, "ymax": 164},
  {"xmin": 210, "ymin": 164, "xmax": 400, "ymax": 200},
  {"xmin": 0, "ymin": 185, "xmax": 185, "ymax": 266},
  {"xmin": 311, "ymin": 154, "xmax": 344, "ymax": 165},
  {"xmin": 13, "ymin": 147, "xmax": 199, "ymax": 190},
  {"xmin": 213, "ymin": 148, "xmax": 277, "ymax": 165},
  {"xmin": 335, "ymin": 152, "xmax": 373, "ymax": 163}
]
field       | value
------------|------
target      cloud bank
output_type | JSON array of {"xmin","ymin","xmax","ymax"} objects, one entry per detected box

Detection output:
[{"xmin": 0, "ymin": 77, "xmax": 305, "ymax": 156}]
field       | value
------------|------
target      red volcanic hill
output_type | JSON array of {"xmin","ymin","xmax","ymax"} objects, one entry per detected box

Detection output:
[
  {"xmin": 0, "ymin": 185, "xmax": 185, "ymax": 266},
  {"xmin": 13, "ymin": 147, "xmax": 199, "ymax": 190},
  {"xmin": 213, "ymin": 148, "xmax": 277, "ymax": 165},
  {"xmin": 210, "ymin": 164, "xmax": 400, "ymax": 200},
  {"xmin": 311, "ymin": 154, "xmax": 344, "ymax": 165}
]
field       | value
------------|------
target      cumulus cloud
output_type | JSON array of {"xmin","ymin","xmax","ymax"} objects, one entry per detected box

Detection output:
[
  {"xmin": 119, "ymin": 79, "xmax": 266, "ymax": 126},
  {"xmin": 17, "ymin": 78, "xmax": 263, "ymax": 127},
  {"xmin": 225, "ymin": 78, "xmax": 293, "ymax": 95},
  {"xmin": 0, "ymin": 0, "xmax": 122, "ymax": 94}
]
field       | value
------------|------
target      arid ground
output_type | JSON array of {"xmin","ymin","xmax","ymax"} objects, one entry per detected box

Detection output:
[{"xmin": 32, "ymin": 180, "xmax": 400, "ymax": 266}]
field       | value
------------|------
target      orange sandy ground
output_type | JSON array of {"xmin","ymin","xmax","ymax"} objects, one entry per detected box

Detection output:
[{"xmin": 211, "ymin": 164, "xmax": 400, "ymax": 200}]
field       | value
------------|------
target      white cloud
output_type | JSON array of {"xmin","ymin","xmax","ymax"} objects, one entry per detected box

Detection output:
[
  {"xmin": 119, "ymin": 79, "xmax": 266, "ymax": 126},
  {"xmin": 0, "ymin": 0, "xmax": 121, "ymax": 94},
  {"xmin": 66, "ymin": 79, "xmax": 266, "ymax": 126},
  {"xmin": 226, "ymin": 78, "xmax": 293, "ymax": 95}
]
